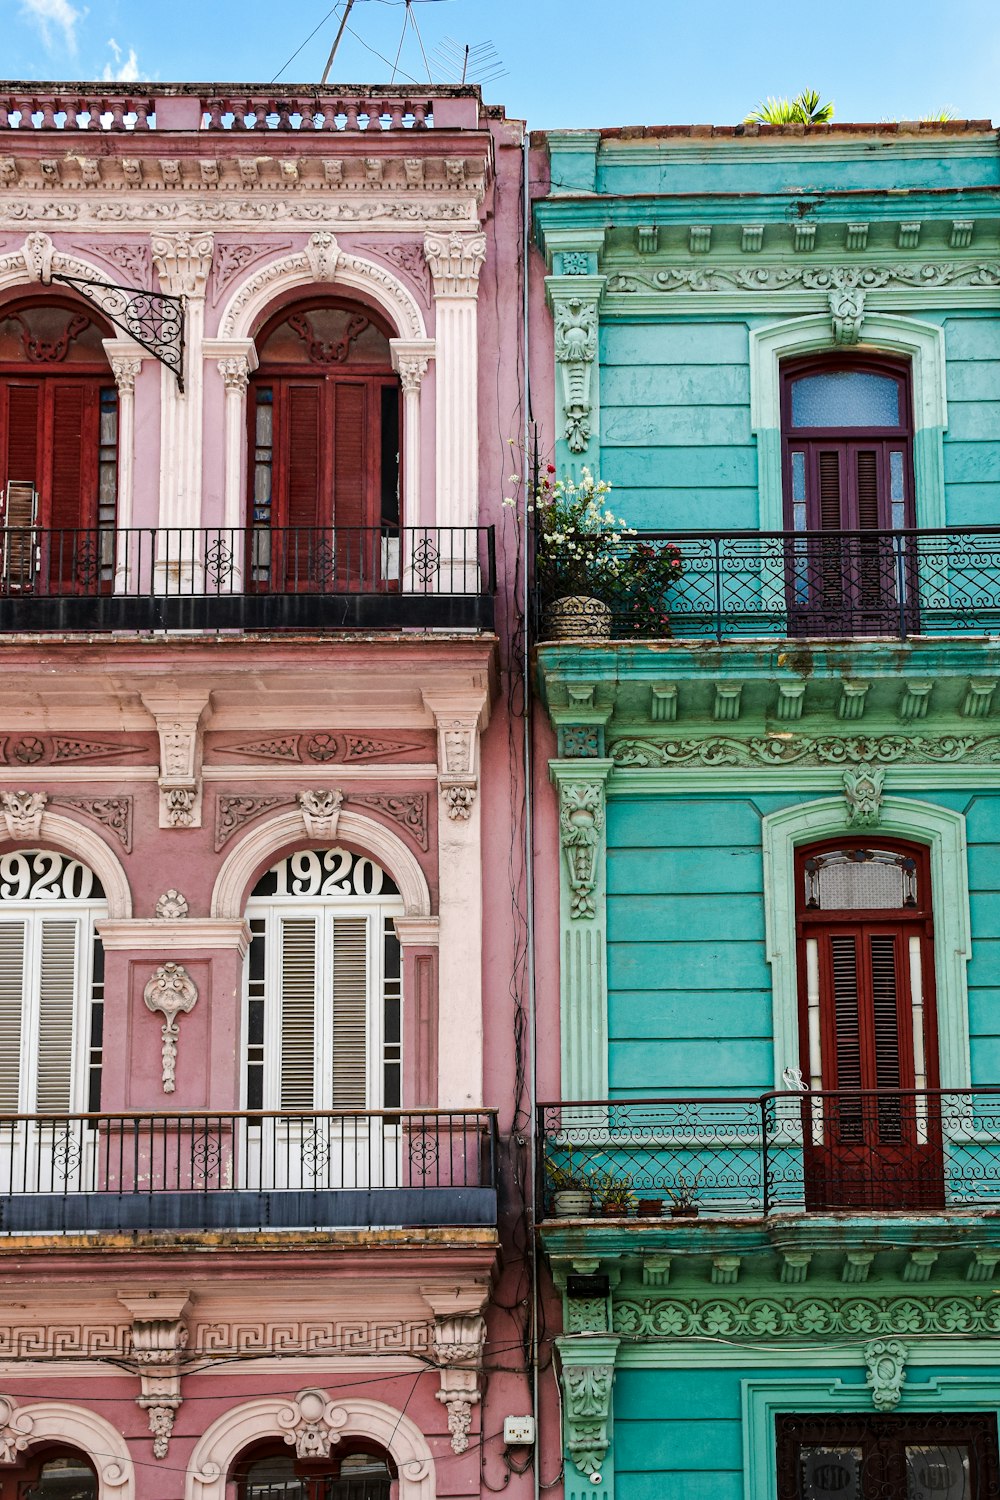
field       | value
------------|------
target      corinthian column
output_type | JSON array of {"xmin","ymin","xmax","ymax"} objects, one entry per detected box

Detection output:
[
  {"xmin": 103, "ymin": 340, "xmax": 146, "ymax": 592},
  {"xmin": 151, "ymin": 232, "xmax": 214, "ymax": 587},
  {"xmin": 423, "ymin": 232, "xmax": 485, "ymax": 592},
  {"xmin": 203, "ymin": 337, "xmax": 259, "ymax": 591}
]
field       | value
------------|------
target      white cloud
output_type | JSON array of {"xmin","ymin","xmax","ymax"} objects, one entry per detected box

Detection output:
[
  {"xmin": 102, "ymin": 38, "xmax": 142, "ymax": 81},
  {"xmin": 19, "ymin": 0, "xmax": 82, "ymax": 53}
]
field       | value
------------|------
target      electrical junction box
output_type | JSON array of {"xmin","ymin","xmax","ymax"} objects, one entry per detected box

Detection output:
[{"xmin": 503, "ymin": 1417, "xmax": 536, "ymax": 1446}]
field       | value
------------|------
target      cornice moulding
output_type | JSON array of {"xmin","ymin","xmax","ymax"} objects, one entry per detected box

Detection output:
[{"xmin": 98, "ymin": 918, "xmax": 252, "ymax": 954}]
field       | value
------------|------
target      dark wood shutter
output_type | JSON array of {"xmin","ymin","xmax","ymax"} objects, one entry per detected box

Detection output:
[
  {"xmin": 3, "ymin": 384, "xmax": 41, "ymax": 489},
  {"xmin": 49, "ymin": 384, "xmax": 90, "ymax": 532},
  {"xmin": 332, "ymin": 382, "xmax": 368, "ymax": 585},
  {"xmin": 855, "ymin": 449, "xmax": 880, "ymax": 530},
  {"xmin": 817, "ymin": 448, "xmax": 843, "ymax": 529},
  {"xmin": 284, "ymin": 383, "xmax": 323, "ymax": 531}
]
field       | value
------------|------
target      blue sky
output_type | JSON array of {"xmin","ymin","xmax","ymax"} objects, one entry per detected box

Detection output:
[{"xmin": 2, "ymin": 0, "xmax": 998, "ymax": 130}]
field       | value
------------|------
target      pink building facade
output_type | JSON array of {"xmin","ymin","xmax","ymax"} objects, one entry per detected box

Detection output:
[{"xmin": 0, "ymin": 84, "xmax": 532, "ymax": 1500}]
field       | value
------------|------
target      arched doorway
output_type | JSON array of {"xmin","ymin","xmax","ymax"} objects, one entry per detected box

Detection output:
[
  {"xmin": 795, "ymin": 837, "xmax": 942, "ymax": 1209},
  {"xmin": 248, "ymin": 299, "xmax": 401, "ymax": 593},
  {"xmin": 236, "ymin": 1443, "xmax": 395, "ymax": 1500},
  {"xmin": 0, "ymin": 1447, "xmax": 97, "ymax": 1500},
  {"xmin": 0, "ymin": 297, "xmax": 118, "ymax": 594}
]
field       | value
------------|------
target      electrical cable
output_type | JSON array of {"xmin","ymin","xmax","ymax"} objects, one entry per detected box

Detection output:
[{"xmin": 269, "ymin": 2, "xmax": 343, "ymax": 84}]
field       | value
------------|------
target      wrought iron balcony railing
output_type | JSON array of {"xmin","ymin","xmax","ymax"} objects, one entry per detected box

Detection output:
[
  {"xmin": 537, "ymin": 527, "xmax": 1000, "ymax": 642},
  {"xmin": 0, "ymin": 1108, "xmax": 497, "ymax": 1233},
  {"xmin": 539, "ymin": 1091, "xmax": 1000, "ymax": 1219},
  {"xmin": 0, "ymin": 525, "xmax": 496, "ymax": 632}
]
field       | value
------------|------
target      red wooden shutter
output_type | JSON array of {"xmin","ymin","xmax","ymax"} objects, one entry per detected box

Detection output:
[
  {"xmin": 332, "ymin": 381, "xmax": 368, "ymax": 585},
  {"xmin": 49, "ymin": 383, "xmax": 93, "ymax": 531},
  {"xmin": 3, "ymin": 384, "xmax": 41, "ymax": 490},
  {"xmin": 284, "ymin": 383, "xmax": 323, "ymax": 530}
]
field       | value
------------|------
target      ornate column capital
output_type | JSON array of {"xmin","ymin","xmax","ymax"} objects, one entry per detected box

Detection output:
[
  {"xmin": 550, "ymin": 760, "xmax": 612, "ymax": 921},
  {"xmin": 556, "ymin": 1335, "xmax": 620, "ymax": 1480},
  {"xmin": 423, "ymin": 692, "xmax": 487, "ymax": 824},
  {"xmin": 390, "ymin": 336, "xmax": 435, "ymax": 393},
  {"xmin": 118, "ymin": 1290, "xmax": 192, "ymax": 1460},
  {"xmin": 423, "ymin": 231, "xmax": 486, "ymax": 297},
  {"xmin": 546, "ymin": 276, "xmax": 605, "ymax": 456},
  {"xmin": 151, "ymin": 230, "xmax": 215, "ymax": 298},
  {"xmin": 109, "ymin": 353, "xmax": 144, "ymax": 395}
]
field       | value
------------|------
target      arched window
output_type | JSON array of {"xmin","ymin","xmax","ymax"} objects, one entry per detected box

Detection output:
[
  {"xmin": 795, "ymin": 838, "xmax": 941, "ymax": 1210},
  {"xmin": 0, "ymin": 298, "xmax": 118, "ymax": 592},
  {"xmin": 237, "ymin": 1444, "xmax": 394, "ymax": 1500},
  {"xmin": 244, "ymin": 848, "xmax": 403, "ymax": 1113},
  {"xmin": 0, "ymin": 1448, "xmax": 97, "ymax": 1500},
  {"xmin": 781, "ymin": 356, "xmax": 915, "ymax": 634},
  {"xmin": 248, "ymin": 300, "xmax": 400, "ymax": 592}
]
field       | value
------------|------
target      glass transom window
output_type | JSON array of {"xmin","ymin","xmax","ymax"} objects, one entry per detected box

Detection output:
[{"xmin": 790, "ymin": 370, "xmax": 901, "ymax": 429}]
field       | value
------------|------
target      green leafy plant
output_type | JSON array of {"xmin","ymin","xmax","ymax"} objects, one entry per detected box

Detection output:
[
  {"xmin": 544, "ymin": 1147, "xmax": 591, "ymax": 1193},
  {"xmin": 591, "ymin": 1171, "xmax": 636, "ymax": 1213},
  {"xmin": 746, "ymin": 90, "xmax": 834, "ymax": 125},
  {"xmin": 664, "ymin": 1168, "xmax": 702, "ymax": 1213}
]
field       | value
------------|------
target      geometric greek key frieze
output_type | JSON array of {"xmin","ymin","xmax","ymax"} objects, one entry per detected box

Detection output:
[
  {"xmin": 0, "ymin": 1324, "xmax": 130, "ymax": 1356},
  {"xmin": 191, "ymin": 1319, "xmax": 432, "ymax": 1354}
]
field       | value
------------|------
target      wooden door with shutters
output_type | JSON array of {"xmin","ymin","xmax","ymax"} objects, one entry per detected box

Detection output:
[
  {"xmin": 0, "ymin": 301, "xmax": 119, "ymax": 594},
  {"xmin": 795, "ymin": 840, "xmax": 942, "ymax": 1210},
  {"xmin": 782, "ymin": 358, "xmax": 915, "ymax": 636},
  {"xmin": 248, "ymin": 301, "xmax": 400, "ymax": 594}
]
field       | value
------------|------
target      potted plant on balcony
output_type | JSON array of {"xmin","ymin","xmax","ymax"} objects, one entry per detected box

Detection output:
[
  {"xmin": 592, "ymin": 1171, "xmax": 636, "ymax": 1218},
  {"xmin": 615, "ymin": 540, "xmax": 686, "ymax": 638},
  {"xmin": 545, "ymin": 1152, "xmax": 594, "ymax": 1217},
  {"xmin": 665, "ymin": 1169, "xmax": 702, "ymax": 1219},
  {"xmin": 529, "ymin": 467, "xmax": 635, "ymax": 640}
]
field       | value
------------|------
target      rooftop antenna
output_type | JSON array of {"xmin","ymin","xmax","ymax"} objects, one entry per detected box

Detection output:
[
  {"xmin": 320, "ymin": 0, "xmax": 358, "ymax": 86},
  {"xmin": 431, "ymin": 35, "xmax": 507, "ymax": 88}
]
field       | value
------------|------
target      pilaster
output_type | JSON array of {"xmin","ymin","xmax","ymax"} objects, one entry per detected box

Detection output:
[
  {"xmin": 203, "ymin": 336, "xmax": 258, "ymax": 545},
  {"xmin": 103, "ymin": 340, "xmax": 150, "ymax": 567},
  {"xmin": 545, "ymin": 250, "xmax": 606, "ymax": 469},
  {"xmin": 550, "ymin": 756, "xmax": 612, "ymax": 1102},
  {"xmin": 556, "ymin": 1334, "xmax": 620, "ymax": 1500},
  {"xmin": 151, "ymin": 231, "xmax": 214, "ymax": 547},
  {"xmin": 422, "ymin": 690, "xmax": 489, "ymax": 1107},
  {"xmin": 423, "ymin": 232, "xmax": 485, "ymax": 546}
]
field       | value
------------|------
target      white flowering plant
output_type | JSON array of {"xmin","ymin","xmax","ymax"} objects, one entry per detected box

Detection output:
[{"xmin": 528, "ymin": 466, "xmax": 636, "ymax": 600}]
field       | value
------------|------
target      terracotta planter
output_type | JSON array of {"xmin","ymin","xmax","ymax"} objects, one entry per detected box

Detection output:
[
  {"xmin": 601, "ymin": 1202, "xmax": 631, "ymax": 1218},
  {"xmin": 542, "ymin": 595, "xmax": 612, "ymax": 641},
  {"xmin": 669, "ymin": 1204, "xmax": 699, "ymax": 1219},
  {"xmin": 636, "ymin": 1199, "xmax": 663, "ymax": 1218},
  {"xmin": 552, "ymin": 1189, "xmax": 593, "ymax": 1218}
]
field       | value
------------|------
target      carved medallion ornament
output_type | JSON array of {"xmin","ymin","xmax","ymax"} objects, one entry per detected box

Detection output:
[
  {"xmin": 155, "ymin": 890, "xmax": 189, "ymax": 920},
  {"xmin": 143, "ymin": 963, "xmax": 198, "ymax": 1093},
  {"xmin": 0, "ymin": 735, "xmax": 145, "ymax": 765},
  {"xmin": 277, "ymin": 1388, "xmax": 345, "ymax": 1459},
  {"xmin": 217, "ymin": 733, "xmax": 427, "ymax": 763},
  {"xmin": 609, "ymin": 733, "xmax": 1000, "ymax": 768},
  {"xmin": 864, "ymin": 1339, "xmax": 908, "ymax": 1411},
  {"xmin": 298, "ymin": 789, "xmax": 343, "ymax": 839},
  {"xmin": 0, "ymin": 789, "xmax": 46, "ymax": 840},
  {"xmin": 558, "ymin": 780, "xmax": 606, "ymax": 919},
  {"xmin": 0, "ymin": 1395, "xmax": 33, "ymax": 1464}
]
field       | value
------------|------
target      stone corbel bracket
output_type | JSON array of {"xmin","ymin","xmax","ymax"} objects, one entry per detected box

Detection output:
[
  {"xmin": 0, "ymin": 789, "xmax": 47, "ymax": 840},
  {"xmin": 143, "ymin": 963, "xmax": 198, "ymax": 1093},
  {"xmin": 546, "ymin": 273, "xmax": 605, "ymax": 456},
  {"xmin": 557, "ymin": 776, "xmax": 608, "ymax": 920},
  {"xmin": 142, "ymin": 693, "xmax": 209, "ymax": 830},
  {"xmin": 423, "ymin": 694, "xmax": 487, "ymax": 824},
  {"xmin": 118, "ymin": 1291, "xmax": 191, "ymax": 1460},
  {"xmin": 864, "ymin": 1338, "xmax": 907, "ymax": 1411},
  {"xmin": 556, "ymin": 1335, "xmax": 620, "ymax": 1479},
  {"xmin": 0, "ymin": 1394, "xmax": 34, "ymax": 1464},
  {"xmin": 420, "ymin": 1283, "xmax": 489, "ymax": 1456}
]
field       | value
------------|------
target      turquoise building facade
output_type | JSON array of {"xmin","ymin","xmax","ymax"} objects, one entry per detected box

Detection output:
[{"xmin": 532, "ymin": 120, "xmax": 1000, "ymax": 1500}]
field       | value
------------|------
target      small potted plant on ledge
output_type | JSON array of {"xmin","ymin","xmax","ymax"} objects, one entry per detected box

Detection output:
[
  {"xmin": 665, "ymin": 1169, "xmax": 702, "ymax": 1219},
  {"xmin": 545, "ymin": 1153, "xmax": 594, "ymax": 1218},
  {"xmin": 592, "ymin": 1171, "xmax": 636, "ymax": 1218},
  {"xmin": 530, "ymin": 467, "xmax": 635, "ymax": 640}
]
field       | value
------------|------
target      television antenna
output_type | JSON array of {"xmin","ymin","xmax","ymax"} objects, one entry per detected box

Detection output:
[{"xmin": 431, "ymin": 35, "xmax": 507, "ymax": 87}]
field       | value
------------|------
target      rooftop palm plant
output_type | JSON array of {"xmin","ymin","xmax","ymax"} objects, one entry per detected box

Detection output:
[{"xmin": 746, "ymin": 90, "xmax": 834, "ymax": 125}]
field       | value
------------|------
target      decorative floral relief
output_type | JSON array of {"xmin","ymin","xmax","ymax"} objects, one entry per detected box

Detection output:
[
  {"xmin": 605, "ymin": 260, "xmax": 1000, "ymax": 295},
  {"xmin": 215, "ymin": 795, "xmax": 289, "ymax": 850},
  {"xmin": 54, "ymin": 796, "xmax": 133, "ymax": 851},
  {"xmin": 612, "ymin": 1293, "xmax": 1000, "ymax": 1339},
  {"xmin": 843, "ymin": 763, "xmax": 885, "ymax": 826},
  {"xmin": 0, "ymin": 735, "xmax": 144, "ymax": 765},
  {"xmin": 142, "ymin": 962, "xmax": 198, "ymax": 1093},
  {"xmin": 558, "ymin": 780, "xmax": 606, "ymax": 919},
  {"xmin": 349, "ymin": 793, "xmax": 429, "ymax": 850},
  {"xmin": 155, "ymin": 890, "xmax": 189, "ymax": 920},
  {"xmin": 609, "ymin": 733, "xmax": 997, "ymax": 768}
]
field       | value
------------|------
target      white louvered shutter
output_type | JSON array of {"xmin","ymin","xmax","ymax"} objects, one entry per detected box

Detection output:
[
  {"xmin": 331, "ymin": 916, "xmax": 368, "ymax": 1108},
  {"xmin": 35, "ymin": 920, "xmax": 78, "ymax": 1113},
  {"xmin": 0, "ymin": 922, "xmax": 25, "ymax": 1111},
  {"xmin": 279, "ymin": 917, "xmax": 318, "ymax": 1110}
]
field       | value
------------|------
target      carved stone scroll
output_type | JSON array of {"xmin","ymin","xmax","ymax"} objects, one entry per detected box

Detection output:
[
  {"xmin": 843, "ymin": 763, "xmax": 885, "ymax": 826},
  {"xmin": 864, "ymin": 1338, "xmax": 907, "ymax": 1411},
  {"xmin": 0, "ymin": 789, "xmax": 46, "ymax": 840},
  {"xmin": 432, "ymin": 1314, "xmax": 485, "ymax": 1454},
  {"xmin": 276, "ymin": 1388, "xmax": 346, "ymax": 1459},
  {"xmin": 558, "ymin": 780, "xmax": 607, "ymax": 920},
  {"xmin": 557, "ymin": 1336, "xmax": 620, "ymax": 1479},
  {"xmin": 0, "ymin": 1396, "xmax": 34, "ymax": 1464},
  {"xmin": 119, "ymin": 1291, "xmax": 190, "ymax": 1460},
  {"xmin": 142, "ymin": 963, "xmax": 199, "ymax": 1093}
]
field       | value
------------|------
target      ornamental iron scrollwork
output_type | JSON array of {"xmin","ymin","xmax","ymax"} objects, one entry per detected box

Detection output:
[{"xmin": 48, "ymin": 272, "xmax": 185, "ymax": 390}]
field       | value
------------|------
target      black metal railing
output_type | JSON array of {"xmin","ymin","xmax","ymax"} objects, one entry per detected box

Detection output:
[
  {"xmin": 0, "ymin": 1108, "xmax": 498, "ymax": 1233},
  {"xmin": 537, "ymin": 527, "xmax": 1000, "ymax": 642},
  {"xmin": 0, "ymin": 525, "xmax": 496, "ymax": 632},
  {"xmin": 538, "ymin": 1090, "xmax": 1000, "ymax": 1218}
]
